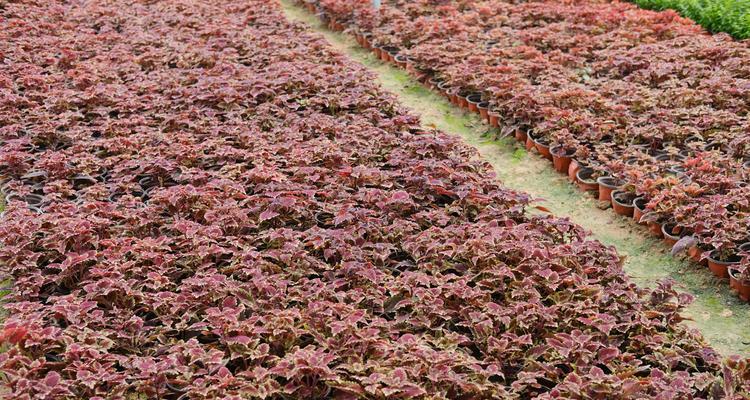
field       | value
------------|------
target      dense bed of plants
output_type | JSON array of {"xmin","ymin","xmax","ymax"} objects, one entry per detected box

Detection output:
[
  {"xmin": 311, "ymin": 0, "xmax": 750, "ymax": 300},
  {"xmin": 0, "ymin": 0, "xmax": 749, "ymax": 397},
  {"xmin": 633, "ymin": 0, "xmax": 750, "ymax": 39}
]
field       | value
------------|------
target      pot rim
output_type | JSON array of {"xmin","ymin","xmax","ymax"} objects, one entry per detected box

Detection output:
[
  {"xmin": 729, "ymin": 268, "xmax": 750, "ymax": 285},
  {"xmin": 708, "ymin": 250, "xmax": 742, "ymax": 265},
  {"xmin": 576, "ymin": 167, "xmax": 597, "ymax": 184},
  {"xmin": 550, "ymin": 145, "xmax": 575, "ymax": 157},
  {"xmin": 660, "ymin": 222, "xmax": 682, "ymax": 240},
  {"xmin": 611, "ymin": 189, "xmax": 636, "ymax": 207},
  {"xmin": 596, "ymin": 176, "xmax": 622, "ymax": 189},
  {"xmin": 465, "ymin": 93, "xmax": 482, "ymax": 103}
]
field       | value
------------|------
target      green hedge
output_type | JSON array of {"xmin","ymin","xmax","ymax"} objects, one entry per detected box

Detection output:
[{"xmin": 633, "ymin": 0, "xmax": 750, "ymax": 39}]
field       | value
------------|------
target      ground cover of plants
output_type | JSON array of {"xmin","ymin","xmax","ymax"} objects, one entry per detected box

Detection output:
[
  {"xmin": 633, "ymin": 0, "xmax": 750, "ymax": 39},
  {"xmin": 1, "ymin": 0, "xmax": 749, "ymax": 398},
  {"xmin": 311, "ymin": 0, "xmax": 750, "ymax": 301},
  {"xmin": 282, "ymin": 0, "xmax": 750, "ymax": 356}
]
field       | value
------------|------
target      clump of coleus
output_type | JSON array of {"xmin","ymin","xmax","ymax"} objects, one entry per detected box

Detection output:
[
  {"xmin": 0, "ymin": 0, "xmax": 748, "ymax": 398},
  {"xmin": 313, "ymin": 0, "xmax": 750, "ymax": 279}
]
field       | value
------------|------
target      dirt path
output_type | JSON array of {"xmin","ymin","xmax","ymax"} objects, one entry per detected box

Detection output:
[{"xmin": 280, "ymin": 0, "xmax": 750, "ymax": 356}]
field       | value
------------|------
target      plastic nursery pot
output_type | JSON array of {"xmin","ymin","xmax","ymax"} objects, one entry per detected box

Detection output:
[
  {"xmin": 466, "ymin": 93, "xmax": 482, "ymax": 113},
  {"xmin": 568, "ymin": 159, "xmax": 581, "ymax": 183},
  {"xmin": 393, "ymin": 54, "xmax": 408, "ymax": 69},
  {"xmin": 515, "ymin": 128, "xmax": 527, "ymax": 143},
  {"xmin": 429, "ymin": 78, "xmax": 442, "ymax": 91},
  {"xmin": 488, "ymin": 111, "xmax": 500, "ymax": 128},
  {"xmin": 437, "ymin": 81, "xmax": 452, "ymax": 98},
  {"xmin": 660, "ymin": 222, "xmax": 683, "ymax": 247},
  {"xmin": 532, "ymin": 137, "xmax": 553, "ymax": 161},
  {"xmin": 687, "ymin": 243, "xmax": 708, "ymax": 266},
  {"xmin": 703, "ymin": 141, "xmax": 726, "ymax": 152},
  {"xmin": 330, "ymin": 20, "xmax": 345, "ymax": 32},
  {"xmin": 647, "ymin": 221, "xmax": 663, "ymax": 238},
  {"xmin": 457, "ymin": 92, "xmax": 470, "ymax": 109},
  {"xmin": 477, "ymin": 102, "xmax": 490, "ymax": 122},
  {"xmin": 72, "ymin": 173, "xmax": 98, "ymax": 189},
  {"xmin": 611, "ymin": 190, "xmax": 636, "ymax": 217},
  {"xmin": 525, "ymin": 134, "xmax": 535, "ymax": 151},
  {"xmin": 596, "ymin": 176, "xmax": 621, "ymax": 203},
  {"xmin": 729, "ymin": 269, "xmax": 750, "ymax": 302},
  {"xmin": 550, "ymin": 146, "xmax": 574, "ymax": 174},
  {"xmin": 362, "ymin": 34, "xmax": 373, "ymax": 49},
  {"xmin": 405, "ymin": 58, "xmax": 419, "ymax": 76},
  {"xmin": 707, "ymin": 251, "xmax": 740, "ymax": 279},
  {"xmin": 386, "ymin": 49, "xmax": 399, "ymax": 64},
  {"xmin": 376, "ymin": 46, "xmax": 391, "ymax": 62},
  {"xmin": 449, "ymin": 90, "xmax": 460, "ymax": 106},
  {"xmin": 632, "ymin": 197, "xmax": 647, "ymax": 225},
  {"xmin": 576, "ymin": 168, "xmax": 599, "ymax": 193}
]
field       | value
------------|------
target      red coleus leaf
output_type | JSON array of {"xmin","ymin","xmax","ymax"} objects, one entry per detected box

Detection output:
[{"xmin": 0, "ymin": 0, "xmax": 742, "ymax": 398}]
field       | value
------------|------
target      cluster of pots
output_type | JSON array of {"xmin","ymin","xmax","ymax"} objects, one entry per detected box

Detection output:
[{"xmin": 307, "ymin": 6, "xmax": 750, "ymax": 304}]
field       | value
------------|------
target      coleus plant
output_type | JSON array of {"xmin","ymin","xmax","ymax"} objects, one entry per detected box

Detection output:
[
  {"xmin": 313, "ymin": 0, "xmax": 750, "ymax": 280},
  {"xmin": 0, "ymin": 0, "xmax": 748, "ymax": 398}
]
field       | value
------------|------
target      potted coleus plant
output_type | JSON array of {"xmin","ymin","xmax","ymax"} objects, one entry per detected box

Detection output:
[
  {"xmin": 550, "ymin": 129, "xmax": 578, "ymax": 174},
  {"xmin": 693, "ymin": 205, "xmax": 748, "ymax": 278},
  {"xmin": 611, "ymin": 182, "xmax": 638, "ymax": 218},
  {"xmin": 598, "ymin": 158, "xmax": 628, "ymax": 203},
  {"xmin": 729, "ymin": 243, "xmax": 750, "ymax": 301}
]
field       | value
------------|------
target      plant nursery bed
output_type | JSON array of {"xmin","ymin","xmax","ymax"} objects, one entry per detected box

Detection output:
[
  {"xmin": 311, "ymin": 0, "xmax": 750, "ymax": 304},
  {"xmin": 0, "ymin": 0, "xmax": 749, "ymax": 398}
]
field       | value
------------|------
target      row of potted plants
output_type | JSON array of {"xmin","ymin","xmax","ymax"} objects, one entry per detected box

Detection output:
[
  {"xmin": 310, "ymin": 0, "xmax": 750, "ymax": 303},
  {"xmin": 0, "ymin": 0, "xmax": 749, "ymax": 397}
]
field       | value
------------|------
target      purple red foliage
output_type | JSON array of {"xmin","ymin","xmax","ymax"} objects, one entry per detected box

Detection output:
[
  {"xmin": 0, "ymin": 0, "xmax": 748, "ymax": 398},
  {"xmin": 313, "ymin": 0, "xmax": 750, "ymax": 284}
]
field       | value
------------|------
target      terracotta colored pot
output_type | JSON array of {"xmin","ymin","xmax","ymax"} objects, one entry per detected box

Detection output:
[
  {"xmin": 611, "ymin": 190, "xmax": 635, "ymax": 217},
  {"xmin": 533, "ymin": 137, "xmax": 552, "ymax": 161},
  {"xmin": 362, "ymin": 34, "xmax": 373, "ymax": 49},
  {"xmin": 525, "ymin": 134, "xmax": 535, "ymax": 151},
  {"xmin": 647, "ymin": 221, "xmax": 663, "ymax": 238},
  {"xmin": 466, "ymin": 93, "xmax": 482, "ymax": 113},
  {"xmin": 597, "ymin": 176, "xmax": 621, "ymax": 203},
  {"xmin": 515, "ymin": 128, "xmax": 527, "ymax": 143},
  {"xmin": 437, "ymin": 81, "xmax": 452, "ymax": 97},
  {"xmin": 488, "ymin": 112, "xmax": 500, "ymax": 128},
  {"xmin": 632, "ymin": 197, "xmax": 647, "ymax": 225},
  {"xmin": 687, "ymin": 244, "xmax": 708, "ymax": 266},
  {"xmin": 568, "ymin": 159, "xmax": 581, "ymax": 182},
  {"xmin": 550, "ymin": 146, "xmax": 574, "ymax": 174},
  {"xmin": 380, "ymin": 46, "xmax": 399, "ymax": 62},
  {"xmin": 478, "ymin": 102, "xmax": 490, "ymax": 122},
  {"xmin": 393, "ymin": 54, "xmax": 408, "ymax": 69},
  {"xmin": 576, "ymin": 168, "xmax": 599, "ymax": 192},
  {"xmin": 707, "ymin": 250, "xmax": 740, "ymax": 279},
  {"xmin": 458, "ymin": 93, "xmax": 469, "ymax": 109},
  {"xmin": 661, "ymin": 223, "xmax": 682, "ymax": 247},
  {"xmin": 450, "ymin": 92, "xmax": 460, "ymax": 106},
  {"xmin": 729, "ymin": 269, "xmax": 750, "ymax": 301},
  {"xmin": 373, "ymin": 47, "xmax": 383, "ymax": 59}
]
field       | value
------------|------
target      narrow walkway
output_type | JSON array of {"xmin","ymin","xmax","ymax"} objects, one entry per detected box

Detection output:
[{"xmin": 280, "ymin": 0, "xmax": 750, "ymax": 356}]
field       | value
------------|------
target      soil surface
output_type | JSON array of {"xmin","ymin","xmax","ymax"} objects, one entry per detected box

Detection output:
[{"xmin": 281, "ymin": 0, "xmax": 750, "ymax": 356}]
